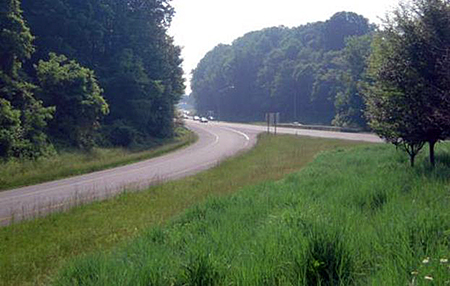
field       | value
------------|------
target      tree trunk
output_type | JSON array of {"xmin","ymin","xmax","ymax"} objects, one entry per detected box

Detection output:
[
  {"xmin": 410, "ymin": 154, "xmax": 415, "ymax": 167},
  {"xmin": 429, "ymin": 140, "xmax": 436, "ymax": 168}
]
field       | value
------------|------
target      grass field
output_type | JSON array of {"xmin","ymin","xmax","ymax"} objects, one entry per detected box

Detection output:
[
  {"xmin": 0, "ymin": 127, "xmax": 196, "ymax": 191},
  {"xmin": 0, "ymin": 134, "xmax": 364, "ymax": 285},
  {"xmin": 52, "ymin": 143, "xmax": 450, "ymax": 285}
]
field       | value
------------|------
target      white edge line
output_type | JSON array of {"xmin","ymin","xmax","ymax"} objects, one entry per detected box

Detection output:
[
  {"xmin": 0, "ymin": 125, "xmax": 249, "ymax": 223},
  {"xmin": 1, "ymin": 124, "xmax": 222, "ymax": 203},
  {"xmin": 221, "ymin": 127, "xmax": 250, "ymax": 141},
  {"xmin": 0, "ymin": 160, "xmax": 221, "ymax": 223}
]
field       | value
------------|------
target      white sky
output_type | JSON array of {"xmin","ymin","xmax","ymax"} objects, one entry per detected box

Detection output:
[{"xmin": 168, "ymin": 0, "xmax": 400, "ymax": 94}]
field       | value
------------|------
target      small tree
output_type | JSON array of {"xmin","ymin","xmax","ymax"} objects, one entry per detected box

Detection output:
[
  {"xmin": 36, "ymin": 53, "xmax": 109, "ymax": 149},
  {"xmin": 365, "ymin": 82, "xmax": 426, "ymax": 167},
  {"xmin": 365, "ymin": 0, "xmax": 450, "ymax": 167}
]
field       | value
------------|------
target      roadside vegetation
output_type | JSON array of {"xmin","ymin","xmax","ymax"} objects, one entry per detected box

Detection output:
[
  {"xmin": 1, "ymin": 0, "xmax": 183, "ymax": 163},
  {"xmin": 2, "ymin": 1, "xmax": 450, "ymax": 285},
  {"xmin": 55, "ymin": 142, "xmax": 450, "ymax": 286},
  {"xmin": 0, "ymin": 135, "xmax": 364, "ymax": 285},
  {"xmin": 0, "ymin": 127, "xmax": 196, "ymax": 191}
]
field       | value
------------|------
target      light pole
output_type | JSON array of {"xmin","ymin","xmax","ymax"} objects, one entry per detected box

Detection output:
[{"xmin": 294, "ymin": 91, "xmax": 297, "ymax": 122}]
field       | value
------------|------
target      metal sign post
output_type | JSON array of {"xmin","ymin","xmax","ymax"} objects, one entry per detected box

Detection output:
[
  {"xmin": 265, "ymin": 112, "xmax": 280, "ymax": 134},
  {"xmin": 275, "ymin": 112, "xmax": 279, "ymax": 135}
]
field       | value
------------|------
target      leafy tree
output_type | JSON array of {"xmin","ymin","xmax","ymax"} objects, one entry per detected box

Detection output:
[
  {"xmin": 191, "ymin": 44, "xmax": 235, "ymax": 120},
  {"xmin": 0, "ymin": 98, "xmax": 21, "ymax": 158},
  {"xmin": 22, "ymin": 0, "xmax": 184, "ymax": 145},
  {"xmin": 0, "ymin": 0, "xmax": 34, "ymax": 73},
  {"xmin": 0, "ymin": 0, "xmax": 53, "ymax": 159},
  {"xmin": 365, "ymin": 0, "xmax": 450, "ymax": 167},
  {"xmin": 365, "ymin": 72, "xmax": 426, "ymax": 167},
  {"xmin": 36, "ymin": 53, "xmax": 109, "ymax": 149},
  {"xmin": 334, "ymin": 35, "xmax": 373, "ymax": 128},
  {"xmin": 324, "ymin": 12, "xmax": 372, "ymax": 51}
]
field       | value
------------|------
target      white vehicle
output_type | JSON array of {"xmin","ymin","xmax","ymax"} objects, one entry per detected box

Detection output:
[
  {"xmin": 200, "ymin": 117, "xmax": 208, "ymax": 123},
  {"xmin": 193, "ymin": 115, "xmax": 200, "ymax": 121}
]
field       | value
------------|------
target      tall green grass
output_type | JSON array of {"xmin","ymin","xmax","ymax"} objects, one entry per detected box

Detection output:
[
  {"xmin": 0, "ymin": 127, "xmax": 196, "ymax": 191},
  {"xmin": 0, "ymin": 135, "xmax": 362, "ymax": 285},
  {"xmin": 55, "ymin": 143, "xmax": 450, "ymax": 285}
]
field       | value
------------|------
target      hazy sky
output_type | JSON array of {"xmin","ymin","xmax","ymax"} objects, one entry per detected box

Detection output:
[{"xmin": 168, "ymin": 0, "xmax": 400, "ymax": 94}]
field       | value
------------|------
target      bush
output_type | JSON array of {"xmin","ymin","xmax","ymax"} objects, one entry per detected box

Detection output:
[{"xmin": 104, "ymin": 120, "xmax": 141, "ymax": 147}]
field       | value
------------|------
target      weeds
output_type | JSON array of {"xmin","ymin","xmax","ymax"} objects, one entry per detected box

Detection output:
[
  {"xmin": 0, "ymin": 127, "xmax": 196, "ymax": 191},
  {"xmin": 52, "ymin": 142, "xmax": 450, "ymax": 285},
  {"xmin": 0, "ymin": 135, "xmax": 362, "ymax": 285}
]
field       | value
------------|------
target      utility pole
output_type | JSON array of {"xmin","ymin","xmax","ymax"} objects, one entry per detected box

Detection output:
[{"xmin": 294, "ymin": 91, "xmax": 297, "ymax": 122}]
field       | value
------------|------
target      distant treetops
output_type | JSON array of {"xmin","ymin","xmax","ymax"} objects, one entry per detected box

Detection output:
[{"xmin": 191, "ymin": 11, "xmax": 373, "ymax": 126}]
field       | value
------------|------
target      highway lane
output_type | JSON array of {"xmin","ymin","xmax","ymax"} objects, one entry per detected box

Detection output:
[
  {"xmin": 212, "ymin": 121, "xmax": 383, "ymax": 143},
  {"xmin": 0, "ymin": 120, "xmax": 382, "ymax": 225},
  {"xmin": 0, "ymin": 121, "xmax": 258, "ymax": 225}
]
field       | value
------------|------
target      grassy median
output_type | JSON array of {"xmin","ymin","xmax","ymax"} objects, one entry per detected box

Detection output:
[
  {"xmin": 0, "ymin": 134, "xmax": 365, "ymax": 285},
  {"xmin": 54, "ymin": 142, "xmax": 450, "ymax": 286},
  {"xmin": 0, "ymin": 127, "xmax": 197, "ymax": 191}
]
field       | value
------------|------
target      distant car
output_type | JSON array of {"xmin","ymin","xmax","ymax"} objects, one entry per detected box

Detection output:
[
  {"xmin": 208, "ymin": 116, "xmax": 214, "ymax": 121},
  {"xmin": 193, "ymin": 116, "xmax": 200, "ymax": 121},
  {"xmin": 200, "ymin": 117, "xmax": 208, "ymax": 123}
]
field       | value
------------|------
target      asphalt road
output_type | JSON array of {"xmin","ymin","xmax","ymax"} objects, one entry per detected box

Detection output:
[
  {"xmin": 0, "ymin": 121, "xmax": 259, "ymax": 225},
  {"xmin": 0, "ymin": 120, "xmax": 382, "ymax": 225},
  {"xmin": 212, "ymin": 121, "xmax": 383, "ymax": 143}
]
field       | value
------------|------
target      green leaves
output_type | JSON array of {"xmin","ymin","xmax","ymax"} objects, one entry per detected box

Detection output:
[
  {"xmin": 0, "ymin": 98, "xmax": 21, "ymax": 158},
  {"xmin": 21, "ymin": 0, "xmax": 184, "ymax": 145},
  {"xmin": 365, "ymin": 0, "xmax": 450, "ymax": 167},
  {"xmin": 36, "ymin": 53, "xmax": 109, "ymax": 149},
  {"xmin": 0, "ymin": 0, "xmax": 34, "ymax": 75},
  {"xmin": 0, "ymin": 0, "xmax": 54, "ymax": 160},
  {"xmin": 333, "ymin": 35, "xmax": 373, "ymax": 128},
  {"xmin": 1, "ymin": 0, "xmax": 184, "ymax": 157}
]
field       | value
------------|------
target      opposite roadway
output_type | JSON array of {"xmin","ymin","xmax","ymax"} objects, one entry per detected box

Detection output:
[{"xmin": 0, "ymin": 120, "xmax": 382, "ymax": 225}]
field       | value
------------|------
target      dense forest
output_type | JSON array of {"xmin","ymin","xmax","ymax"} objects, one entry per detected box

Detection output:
[
  {"xmin": 191, "ymin": 12, "xmax": 373, "ymax": 127},
  {"xmin": 0, "ymin": 0, "xmax": 184, "ymax": 160},
  {"xmin": 192, "ymin": 2, "xmax": 450, "ymax": 167}
]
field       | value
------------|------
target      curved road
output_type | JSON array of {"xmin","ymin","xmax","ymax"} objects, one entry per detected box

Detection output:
[
  {"xmin": 0, "ymin": 120, "xmax": 381, "ymax": 225},
  {"xmin": 0, "ymin": 121, "xmax": 258, "ymax": 225}
]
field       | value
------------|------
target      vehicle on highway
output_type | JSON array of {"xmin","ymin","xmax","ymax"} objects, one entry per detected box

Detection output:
[
  {"xmin": 208, "ymin": 116, "xmax": 215, "ymax": 121},
  {"xmin": 193, "ymin": 115, "xmax": 200, "ymax": 121},
  {"xmin": 200, "ymin": 117, "xmax": 208, "ymax": 123}
]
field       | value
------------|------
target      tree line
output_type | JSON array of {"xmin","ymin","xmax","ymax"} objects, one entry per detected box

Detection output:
[
  {"xmin": 0, "ymin": 0, "xmax": 184, "ymax": 160},
  {"xmin": 191, "ymin": 12, "xmax": 373, "ymax": 127},
  {"xmin": 192, "ymin": 1, "xmax": 450, "ymax": 167}
]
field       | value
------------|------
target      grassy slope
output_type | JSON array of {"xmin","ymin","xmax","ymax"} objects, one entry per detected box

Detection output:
[
  {"xmin": 0, "ymin": 135, "xmax": 363, "ymax": 285},
  {"xmin": 0, "ymin": 128, "xmax": 196, "ymax": 191},
  {"xmin": 54, "ymin": 143, "xmax": 450, "ymax": 285}
]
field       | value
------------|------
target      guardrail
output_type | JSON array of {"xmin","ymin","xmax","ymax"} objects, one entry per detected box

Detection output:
[{"xmin": 277, "ymin": 123, "xmax": 363, "ymax": 133}]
